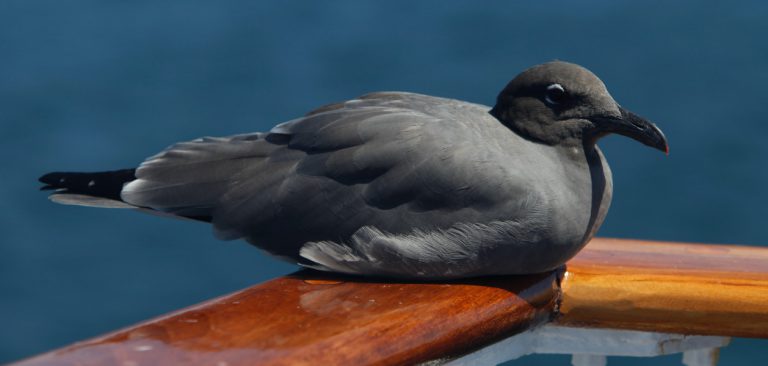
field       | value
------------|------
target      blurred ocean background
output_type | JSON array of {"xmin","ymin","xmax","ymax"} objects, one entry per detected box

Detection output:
[{"xmin": 1, "ymin": 1, "xmax": 767, "ymax": 364}]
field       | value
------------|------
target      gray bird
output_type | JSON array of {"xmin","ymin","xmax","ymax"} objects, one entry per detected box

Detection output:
[{"xmin": 40, "ymin": 61, "xmax": 667, "ymax": 279}]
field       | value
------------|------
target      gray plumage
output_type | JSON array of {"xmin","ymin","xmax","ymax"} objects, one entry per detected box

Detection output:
[{"xmin": 40, "ymin": 61, "xmax": 668, "ymax": 279}]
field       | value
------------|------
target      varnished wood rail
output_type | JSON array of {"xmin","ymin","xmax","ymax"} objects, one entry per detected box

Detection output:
[
  {"xmin": 558, "ymin": 238, "xmax": 768, "ymax": 338},
  {"xmin": 12, "ymin": 238, "xmax": 768, "ymax": 365}
]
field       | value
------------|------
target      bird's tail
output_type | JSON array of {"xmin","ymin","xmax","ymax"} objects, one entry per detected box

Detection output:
[{"xmin": 39, "ymin": 169, "xmax": 138, "ymax": 208}]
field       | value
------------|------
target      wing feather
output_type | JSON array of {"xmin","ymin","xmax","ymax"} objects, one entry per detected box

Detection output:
[{"xmin": 121, "ymin": 92, "xmax": 530, "ymax": 258}]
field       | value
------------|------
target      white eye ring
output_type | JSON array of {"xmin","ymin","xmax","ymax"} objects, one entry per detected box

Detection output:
[{"xmin": 545, "ymin": 83, "xmax": 566, "ymax": 105}]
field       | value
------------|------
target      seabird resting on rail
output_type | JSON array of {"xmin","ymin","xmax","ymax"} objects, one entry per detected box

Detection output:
[{"xmin": 40, "ymin": 61, "xmax": 668, "ymax": 279}]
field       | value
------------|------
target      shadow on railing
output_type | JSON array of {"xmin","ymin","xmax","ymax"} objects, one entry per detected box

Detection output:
[{"xmin": 11, "ymin": 238, "xmax": 768, "ymax": 366}]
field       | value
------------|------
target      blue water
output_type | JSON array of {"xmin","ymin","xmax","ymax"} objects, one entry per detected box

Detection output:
[{"xmin": 1, "ymin": 1, "xmax": 767, "ymax": 364}]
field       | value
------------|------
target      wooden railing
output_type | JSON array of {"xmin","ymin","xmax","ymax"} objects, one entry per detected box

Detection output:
[
  {"xmin": 12, "ymin": 238, "xmax": 768, "ymax": 365},
  {"xmin": 559, "ymin": 238, "xmax": 768, "ymax": 338}
]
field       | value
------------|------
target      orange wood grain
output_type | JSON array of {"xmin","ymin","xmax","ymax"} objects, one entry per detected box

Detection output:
[
  {"xmin": 12, "ymin": 238, "xmax": 768, "ymax": 365},
  {"xmin": 558, "ymin": 237, "xmax": 768, "ymax": 338},
  {"xmin": 13, "ymin": 272, "xmax": 559, "ymax": 366}
]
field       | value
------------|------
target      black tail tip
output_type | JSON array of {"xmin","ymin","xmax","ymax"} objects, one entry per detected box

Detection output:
[
  {"xmin": 37, "ymin": 169, "xmax": 137, "ymax": 199},
  {"xmin": 39, "ymin": 172, "xmax": 68, "ymax": 191}
]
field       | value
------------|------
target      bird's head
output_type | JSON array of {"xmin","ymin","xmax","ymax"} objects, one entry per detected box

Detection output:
[{"xmin": 490, "ymin": 61, "xmax": 668, "ymax": 154}]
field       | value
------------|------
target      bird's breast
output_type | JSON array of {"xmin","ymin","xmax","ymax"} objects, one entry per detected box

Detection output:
[{"xmin": 511, "ymin": 145, "xmax": 608, "ymax": 252}]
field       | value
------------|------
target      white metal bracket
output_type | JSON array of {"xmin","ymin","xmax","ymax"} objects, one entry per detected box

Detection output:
[{"xmin": 446, "ymin": 325, "xmax": 730, "ymax": 366}]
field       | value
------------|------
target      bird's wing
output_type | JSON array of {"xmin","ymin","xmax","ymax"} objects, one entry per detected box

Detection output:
[
  {"xmin": 122, "ymin": 92, "xmax": 531, "ymax": 257},
  {"xmin": 121, "ymin": 133, "xmax": 278, "ymax": 218}
]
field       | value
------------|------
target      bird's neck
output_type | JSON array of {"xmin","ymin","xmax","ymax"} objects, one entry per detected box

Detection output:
[{"xmin": 490, "ymin": 108, "xmax": 593, "ymax": 151}]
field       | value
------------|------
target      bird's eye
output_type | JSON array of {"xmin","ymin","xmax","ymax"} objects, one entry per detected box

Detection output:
[{"xmin": 545, "ymin": 83, "xmax": 566, "ymax": 105}]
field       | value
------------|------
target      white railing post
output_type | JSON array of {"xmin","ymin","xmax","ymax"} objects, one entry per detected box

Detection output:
[
  {"xmin": 571, "ymin": 354, "xmax": 607, "ymax": 366},
  {"xmin": 682, "ymin": 348, "xmax": 720, "ymax": 366}
]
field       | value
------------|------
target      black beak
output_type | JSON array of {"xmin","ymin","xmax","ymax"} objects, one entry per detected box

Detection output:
[{"xmin": 591, "ymin": 107, "xmax": 669, "ymax": 155}]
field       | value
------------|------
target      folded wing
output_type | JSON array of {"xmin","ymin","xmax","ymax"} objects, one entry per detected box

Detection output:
[{"xmin": 122, "ymin": 92, "xmax": 532, "ymax": 259}]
